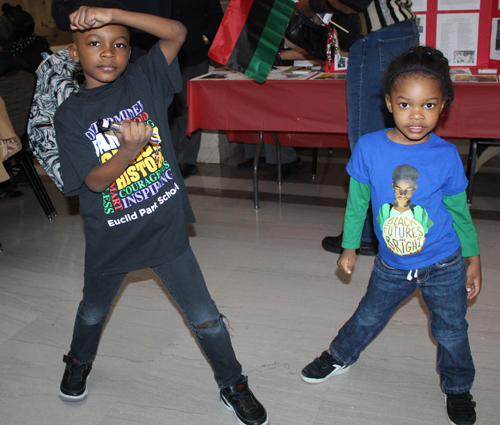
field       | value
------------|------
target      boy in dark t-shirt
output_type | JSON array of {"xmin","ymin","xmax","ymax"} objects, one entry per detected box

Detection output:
[{"xmin": 54, "ymin": 3, "xmax": 268, "ymax": 425}]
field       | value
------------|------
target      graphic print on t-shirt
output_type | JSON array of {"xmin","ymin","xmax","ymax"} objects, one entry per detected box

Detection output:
[
  {"xmin": 84, "ymin": 100, "xmax": 179, "ymax": 223},
  {"xmin": 376, "ymin": 164, "xmax": 434, "ymax": 256}
]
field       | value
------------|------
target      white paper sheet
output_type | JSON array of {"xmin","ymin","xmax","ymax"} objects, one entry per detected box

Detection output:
[
  {"xmin": 415, "ymin": 14, "xmax": 427, "ymax": 46},
  {"xmin": 437, "ymin": 0, "xmax": 480, "ymax": 11},
  {"xmin": 436, "ymin": 13, "xmax": 479, "ymax": 66},
  {"xmin": 412, "ymin": 0, "xmax": 427, "ymax": 12}
]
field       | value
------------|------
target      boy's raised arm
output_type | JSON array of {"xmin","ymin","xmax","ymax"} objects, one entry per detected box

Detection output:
[{"xmin": 69, "ymin": 6, "xmax": 187, "ymax": 64}]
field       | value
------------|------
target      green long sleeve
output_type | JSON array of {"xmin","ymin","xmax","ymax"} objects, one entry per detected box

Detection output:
[
  {"xmin": 443, "ymin": 191, "xmax": 480, "ymax": 257},
  {"xmin": 341, "ymin": 177, "xmax": 371, "ymax": 250}
]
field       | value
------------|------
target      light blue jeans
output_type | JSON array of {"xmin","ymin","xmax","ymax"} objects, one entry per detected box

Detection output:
[
  {"xmin": 330, "ymin": 248, "xmax": 475, "ymax": 394},
  {"xmin": 346, "ymin": 19, "xmax": 419, "ymax": 242}
]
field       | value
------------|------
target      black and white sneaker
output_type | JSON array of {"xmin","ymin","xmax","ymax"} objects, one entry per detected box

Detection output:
[
  {"xmin": 445, "ymin": 391, "xmax": 477, "ymax": 425},
  {"xmin": 59, "ymin": 354, "xmax": 92, "ymax": 402},
  {"xmin": 220, "ymin": 375, "xmax": 268, "ymax": 425},
  {"xmin": 301, "ymin": 350, "xmax": 350, "ymax": 383}
]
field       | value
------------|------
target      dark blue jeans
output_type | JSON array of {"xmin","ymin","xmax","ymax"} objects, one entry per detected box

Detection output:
[
  {"xmin": 69, "ymin": 247, "xmax": 242, "ymax": 388},
  {"xmin": 330, "ymin": 248, "xmax": 475, "ymax": 394}
]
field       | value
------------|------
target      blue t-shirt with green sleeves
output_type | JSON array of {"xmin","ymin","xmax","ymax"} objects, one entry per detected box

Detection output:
[{"xmin": 346, "ymin": 130, "xmax": 468, "ymax": 269}]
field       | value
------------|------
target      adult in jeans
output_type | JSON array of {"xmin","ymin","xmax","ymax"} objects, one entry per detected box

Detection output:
[{"xmin": 296, "ymin": 0, "xmax": 419, "ymax": 255}]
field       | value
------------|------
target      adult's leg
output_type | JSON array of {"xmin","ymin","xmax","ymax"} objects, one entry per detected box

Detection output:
[
  {"xmin": 70, "ymin": 271, "xmax": 128, "ymax": 364},
  {"xmin": 419, "ymin": 249, "xmax": 475, "ymax": 394},
  {"xmin": 170, "ymin": 60, "xmax": 209, "ymax": 165},
  {"xmin": 330, "ymin": 255, "xmax": 417, "ymax": 364},
  {"xmin": 265, "ymin": 145, "xmax": 297, "ymax": 165},
  {"xmin": 153, "ymin": 247, "xmax": 242, "ymax": 388},
  {"xmin": 346, "ymin": 19, "xmax": 419, "ymax": 243}
]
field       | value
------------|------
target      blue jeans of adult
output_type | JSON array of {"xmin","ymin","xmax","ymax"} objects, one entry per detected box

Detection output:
[
  {"xmin": 330, "ymin": 248, "xmax": 475, "ymax": 394},
  {"xmin": 346, "ymin": 19, "xmax": 419, "ymax": 243},
  {"xmin": 69, "ymin": 246, "xmax": 242, "ymax": 388}
]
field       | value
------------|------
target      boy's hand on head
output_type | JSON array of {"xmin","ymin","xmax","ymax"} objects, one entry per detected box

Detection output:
[
  {"xmin": 69, "ymin": 6, "xmax": 114, "ymax": 30},
  {"xmin": 465, "ymin": 255, "xmax": 481, "ymax": 299},
  {"xmin": 337, "ymin": 249, "xmax": 357, "ymax": 275}
]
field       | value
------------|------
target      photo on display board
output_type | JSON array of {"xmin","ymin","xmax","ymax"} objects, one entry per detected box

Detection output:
[{"xmin": 492, "ymin": 18, "xmax": 500, "ymax": 60}]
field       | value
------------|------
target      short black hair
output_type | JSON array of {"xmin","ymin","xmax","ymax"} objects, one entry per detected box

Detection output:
[
  {"xmin": 392, "ymin": 164, "xmax": 419, "ymax": 184},
  {"xmin": 70, "ymin": 0, "xmax": 130, "ymax": 41},
  {"xmin": 384, "ymin": 46, "xmax": 454, "ymax": 110}
]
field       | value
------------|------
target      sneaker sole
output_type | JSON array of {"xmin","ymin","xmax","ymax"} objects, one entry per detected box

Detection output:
[
  {"xmin": 59, "ymin": 386, "xmax": 88, "ymax": 402},
  {"xmin": 300, "ymin": 364, "xmax": 351, "ymax": 384},
  {"xmin": 59, "ymin": 375, "xmax": 89, "ymax": 402},
  {"xmin": 444, "ymin": 394, "xmax": 477, "ymax": 425},
  {"xmin": 220, "ymin": 394, "xmax": 269, "ymax": 425}
]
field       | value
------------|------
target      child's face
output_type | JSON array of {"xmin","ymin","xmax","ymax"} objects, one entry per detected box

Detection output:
[
  {"xmin": 392, "ymin": 179, "xmax": 417, "ymax": 207},
  {"xmin": 385, "ymin": 76, "xmax": 445, "ymax": 145},
  {"xmin": 69, "ymin": 24, "xmax": 131, "ymax": 89}
]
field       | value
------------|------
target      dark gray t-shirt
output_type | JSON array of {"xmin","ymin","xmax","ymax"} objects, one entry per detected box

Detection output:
[{"xmin": 55, "ymin": 44, "xmax": 195, "ymax": 274}]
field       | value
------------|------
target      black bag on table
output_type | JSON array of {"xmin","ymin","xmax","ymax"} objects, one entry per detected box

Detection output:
[{"xmin": 284, "ymin": 12, "xmax": 364, "ymax": 59}]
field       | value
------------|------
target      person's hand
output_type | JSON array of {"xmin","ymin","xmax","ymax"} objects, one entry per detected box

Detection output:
[
  {"xmin": 295, "ymin": 0, "xmax": 323, "ymax": 25},
  {"xmin": 337, "ymin": 249, "xmax": 357, "ymax": 275},
  {"xmin": 116, "ymin": 119, "xmax": 153, "ymax": 159},
  {"xmin": 465, "ymin": 255, "xmax": 481, "ymax": 299},
  {"xmin": 69, "ymin": 6, "xmax": 114, "ymax": 30}
]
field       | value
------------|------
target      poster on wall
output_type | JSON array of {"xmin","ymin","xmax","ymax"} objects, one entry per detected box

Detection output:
[
  {"xmin": 412, "ymin": 0, "xmax": 427, "ymax": 12},
  {"xmin": 491, "ymin": 18, "xmax": 500, "ymax": 61},
  {"xmin": 436, "ymin": 13, "xmax": 479, "ymax": 66},
  {"xmin": 415, "ymin": 14, "xmax": 427, "ymax": 45},
  {"xmin": 437, "ymin": 0, "xmax": 480, "ymax": 11}
]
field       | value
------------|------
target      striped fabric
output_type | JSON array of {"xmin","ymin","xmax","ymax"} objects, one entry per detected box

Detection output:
[{"xmin": 358, "ymin": 0, "xmax": 415, "ymax": 34}]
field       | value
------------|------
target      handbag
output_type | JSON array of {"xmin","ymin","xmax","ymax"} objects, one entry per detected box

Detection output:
[{"xmin": 284, "ymin": 12, "xmax": 329, "ymax": 61}]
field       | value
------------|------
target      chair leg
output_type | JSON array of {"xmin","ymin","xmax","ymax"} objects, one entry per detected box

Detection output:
[
  {"xmin": 466, "ymin": 139, "xmax": 478, "ymax": 206},
  {"xmin": 20, "ymin": 153, "xmax": 57, "ymax": 219},
  {"xmin": 312, "ymin": 148, "xmax": 318, "ymax": 177}
]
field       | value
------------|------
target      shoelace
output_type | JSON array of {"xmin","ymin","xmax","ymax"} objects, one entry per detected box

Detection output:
[
  {"xmin": 449, "ymin": 397, "xmax": 476, "ymax": 414},
  {"xmin": 311, "ymin": 351, "xmax": 335, "ymax": 369},
  {"xmin": 407, "ymin": 269, "xmax": 418, "ymax": 281},
  {"xmin": 68, "ymin": 362, "xmax": 88, "ymax": 382}
]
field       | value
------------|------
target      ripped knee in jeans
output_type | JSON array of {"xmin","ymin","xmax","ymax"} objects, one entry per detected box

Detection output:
[{"xmin": 193, "ymin": 319, "xmax": 218, "ymax": 329}]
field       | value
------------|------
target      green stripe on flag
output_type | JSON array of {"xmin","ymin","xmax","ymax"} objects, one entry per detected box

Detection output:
[{"xmin": 245, "ymin": 0, "xmax": 295, "ymax": 83}]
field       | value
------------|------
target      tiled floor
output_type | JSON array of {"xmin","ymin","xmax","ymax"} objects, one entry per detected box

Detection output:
[{"xmin": 1, "ymin": 143, "xmax": 499, "ymax": 425}]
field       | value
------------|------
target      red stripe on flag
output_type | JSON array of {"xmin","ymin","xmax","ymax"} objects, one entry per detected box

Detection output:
[{"xmin": 209, "ymin": 0, "xmax": 255, "ymax": 65}]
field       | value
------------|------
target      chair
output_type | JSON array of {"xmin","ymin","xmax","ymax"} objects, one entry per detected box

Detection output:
[{"xmin": 0, "ymin": 64, "xmax": 57, "ymax": 219}]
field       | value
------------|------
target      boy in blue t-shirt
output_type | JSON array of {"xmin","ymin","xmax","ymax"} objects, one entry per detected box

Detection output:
[
  {"xmin": 300, "ymin": 46, "xmax": 481, "ymax": 425},
  {"xmin": 54, "ymin": 3, "xmax": 267, "ymax": 425}
]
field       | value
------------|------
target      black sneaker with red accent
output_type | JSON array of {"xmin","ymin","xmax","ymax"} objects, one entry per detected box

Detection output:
[
  {"xmin": 59, "ymin": 354, "xmax": 92, "ymax": 402},
  {"xmin": 220, "ymin": 375, "xmax": 268, "ymax": 425}
]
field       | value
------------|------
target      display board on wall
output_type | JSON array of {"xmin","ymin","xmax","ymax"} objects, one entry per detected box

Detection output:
[{"xmin": 414, "ymin": 0, "xmax": 500, "ymax": 68}]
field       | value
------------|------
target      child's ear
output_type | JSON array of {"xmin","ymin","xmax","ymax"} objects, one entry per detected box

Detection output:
[
  {"xmin": 68, "ymin": 43, "xmax": 79, "ymax": 64},
  {"xmin": 439, "ymin": 99, "xmax": 446, "ymax": 113},
  {"xmin": 385, "ymin": 94, "xmax": 393, "ymax": 113}
]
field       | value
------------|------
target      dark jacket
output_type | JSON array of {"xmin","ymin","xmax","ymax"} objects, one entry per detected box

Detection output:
[{"xmin": 170, "ymin": 0, "xmax": 223, "ymax": 67}]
